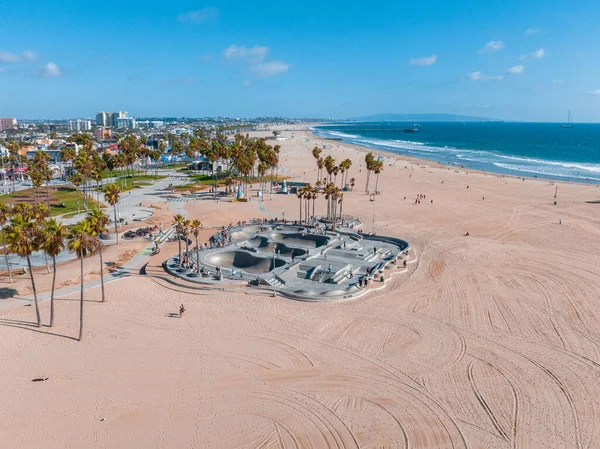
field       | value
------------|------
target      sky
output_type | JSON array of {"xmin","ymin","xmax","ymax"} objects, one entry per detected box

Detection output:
[{"xmin": 2, "ymin": 0, "xmax": 600, "ymax": 121}]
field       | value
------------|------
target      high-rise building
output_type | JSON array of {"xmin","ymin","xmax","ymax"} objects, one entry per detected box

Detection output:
[
  {"xmin": 105, "ymin": 112, "xmax": 114, "ymax": 128},
  {"xmin": 68, "ymin": 119, "xmax": 92, "ymax": 131},
  {"xmin": 116, "ymin": 117, "xmax": 137, "ymax": 129},
  {"xmin": 0, "ymin": 118, "xmax": 17, "ymax": 131},
  {"xmin": 96, "ymin": 111, "xmax": 107, "ymax": 126},
  {"xmin": 113, "ymin": 111, "xmax": 128, "ymax": 127}
]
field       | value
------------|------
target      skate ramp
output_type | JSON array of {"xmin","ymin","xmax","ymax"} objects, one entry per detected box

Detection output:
[
  {"xmin": 268, "ymin": 233, "xmax": 329, "ymax": 248},
  {"xmin": 205, "ymin": 250, "xmax": 285, "ymax": 274}
]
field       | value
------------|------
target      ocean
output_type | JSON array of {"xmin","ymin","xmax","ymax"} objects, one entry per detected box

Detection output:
[{"xmin": 310, "ymin": 122, "xmax": 600, "ymax": 184}]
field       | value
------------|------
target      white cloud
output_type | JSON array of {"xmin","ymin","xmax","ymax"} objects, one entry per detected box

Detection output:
[
  {"xmin": 480, "ymin": 40, "xmax": 504, "ymax": 53},
  {"xmin": 519, "ymin": 48, "xmax": 545, "ymax": 61},
  {"xmin": 243, "ymin": 80, "xmax": 252, "ymax": 87},
  {"xmin": 469, "ymin": 71, "xmax": 503, "ymax": 81},
  {"xmin": 507, "ymin": 65, "xmax": 525, "ymax": 74},
  {"xmin": 178, "ymin": 7, "xmax": 218, "ymax": 24},
  {"xmin": 223, "ymin": 45, "xmax": 269, "ymax": 64},
  {"xmin": 532, "ymin": 48, "xmax": 545, "ymax": 59},
  {"xmin": 251, "ymin": 61, "xmax": 289, "ymax": 77},
  {"xmin": 409, "ymin": 55, "xmax": 437, "ymax": 66},
  {"xmin": 0, "ymin": 50, "xmax": 36, "ymax": 63},
  {"xmin": 589, "ymin": 89, "xmax": 600, "ymax": 96},
  {"xmin": 525, "ymin": 28, "xmax": 541, "ymax": 35},
  {"xmin": 223, "ymin": 45, "xmax": 289, "ymax": 78},
  {"xmin": 552, "ymin": 80, "xmax": 564, "ymax": 85},
  {"xmin": 42, "ymin": 62, "xmax": 61, "ymax": 77}
]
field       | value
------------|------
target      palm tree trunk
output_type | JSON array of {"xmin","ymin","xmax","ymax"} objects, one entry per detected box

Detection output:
[
  {"xmin": 50, "ymin": 255, "xmax": 57, "ymax": 327},
  {"xmin": 113, "ymin": 204, "xmax": 119, "ymax": 244},
  {"xmin": 312, "ymin": 197, "xmax": 316, "ymax": 220},
  {"xmin": 2, "ymin": 228, "xmax": 12, "ymax": 283},
  {"xmin": 78, "ymin": 256, "xmax": 84, "ymax": 341},
  {"xmin": 365, "ymin": 171, "xmax": 370, "ymax": 193},
  {"xmin": 46, "ymin": 179, "xmax": 51, "ymax": 209},
  {"xmin": 99, "ymin": 243, "xmax": 105, "ymax": 302},
  {"xmin": 195, "ymin": 236, "xmax": 200, "ymax": 271},
  {"xmin": 27, "ymin": 256, "xmax": 41, "ymax": 327},
  {"xmin": 177, "ymin": 232, "xmax": 182, "ymax": 267},
  {"xmin": 298, "ymin": 197, "xmax": 302, "ymax": 224},
  {"xmin": 375, "ymin": 173, "xmax": 380, "ymax": 194},
  {"xmin": 44, "ymin": 252, "xmax": 50, "ymax": 273}
]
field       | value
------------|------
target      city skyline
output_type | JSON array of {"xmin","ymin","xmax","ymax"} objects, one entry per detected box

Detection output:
[{"xmin": 2, "ymin": 0, "xmax": 600, "ymax": 121}]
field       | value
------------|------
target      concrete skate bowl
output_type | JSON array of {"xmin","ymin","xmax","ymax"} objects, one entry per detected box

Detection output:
[
  {"xmin": 205, "ymin": 250, "xmax": 286, "ymax": 274},
  {"xmin": 243, "ymin": 236, "xmax": 269, "ymax": 248},
  {"xmin": 242, "ymin": 237, "xmax": 307, "ymax": 257},
  {"xmin": 259, "ymin": 242, "xmax": 307, "ymax": 258},
  {"xmin": 268, "ymin": 233, "xmax": 330, "ymax": 248}
]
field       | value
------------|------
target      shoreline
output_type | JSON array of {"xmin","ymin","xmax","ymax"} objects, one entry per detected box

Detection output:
[{"xmin": 308, "ymin": 124, "xmax": 600, "ymax": 186}]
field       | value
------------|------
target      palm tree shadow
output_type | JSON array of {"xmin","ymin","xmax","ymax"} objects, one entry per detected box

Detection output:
[
  {"xmin": 0, "ymin": 287, "xmax": 19, "ymax": 299},
  {"xmin": 0, "ymin": 319, "xmax": 78, "ymax": 341}
]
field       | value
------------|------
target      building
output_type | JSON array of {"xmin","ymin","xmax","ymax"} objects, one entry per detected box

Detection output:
[
  {"xmin": 116, "ymin": 117, "xmax": 136, "ymax": 129},
  {"xmin": 113, "ymin": 111, "xmax": 128, "ymax": 127},
  {"xmin": 94, "ymin": 127, "xmax": 112, "ymax": 140},
  {"xmin": 68, "ymin": 119, "xmax": 92, "ymax": 131},
  {"xmin": 137, "ymin": 120, "xmax": 164, "ymax": 129},
  {"xmin": 0, "ymin": 118, "xmax": 17, "ymax": 131},
  {"xmin": 96, "ymin": 111, "xmax": 107, "ymax": 126}
]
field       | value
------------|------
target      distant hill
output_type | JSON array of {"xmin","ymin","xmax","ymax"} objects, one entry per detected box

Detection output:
[{"xmin": 354, "ymin": 113, "xmax": 495, "ymax": 122}]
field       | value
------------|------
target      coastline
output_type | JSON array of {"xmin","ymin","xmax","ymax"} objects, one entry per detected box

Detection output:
[
  {"xmin": 309, "ymin": 123, "xmax": 600, "ymax": 186},
  {"xmin": 1, "ymin": 122, "xmax": 600, "ymax": 448}
]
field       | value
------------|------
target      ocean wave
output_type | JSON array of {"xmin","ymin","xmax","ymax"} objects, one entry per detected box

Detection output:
[
  {"xmin": 493, "ymin": 162, "xmax": 600, "ymax": 181},
  {"xmin": 310, "ymin": 128, "xmax": 600, "ymax": 183},
  {"xmin": 323, "ymin": 130, "xmax": 360, "ymax": 139}
]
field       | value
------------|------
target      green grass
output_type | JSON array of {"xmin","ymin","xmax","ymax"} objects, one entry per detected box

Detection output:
[
  {"xmin": 105, "ymin": 175, "xmax": 166, "ymax": 192},
  {"xmin": 0, "ymin": 186, "xmax": 100, "ymax": 217}
]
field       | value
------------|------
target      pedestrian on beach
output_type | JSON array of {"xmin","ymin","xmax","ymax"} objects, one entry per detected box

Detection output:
[{"xmin": 179, "ymin": 304, "xmax": 186, "ymax": 318}]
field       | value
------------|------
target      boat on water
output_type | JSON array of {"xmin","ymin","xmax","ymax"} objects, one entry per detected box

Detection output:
[
  {"xmin": 403, "ymin": 128, "xmax": 418, "ymax": 133},
  {"xmin": 561, "ymin": 110, "xmax": 573, "ymax": 128}
]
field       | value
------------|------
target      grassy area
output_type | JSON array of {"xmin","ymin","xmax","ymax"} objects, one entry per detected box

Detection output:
[
  {"xmin": 173, "ymin": 174, "xmax": 289, "ymax": 193},
  {"xmin": 0, "ymin": 186, "xmax": 100, "ymax": 217},
  {"xmin": 105, "ymin": 175, "xmax": 166, "ymax": 192}
]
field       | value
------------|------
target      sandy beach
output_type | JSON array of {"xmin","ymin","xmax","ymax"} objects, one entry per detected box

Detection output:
[{"xmin": 2, "ymin": 126, "xmax": 600, "ymax": 448}]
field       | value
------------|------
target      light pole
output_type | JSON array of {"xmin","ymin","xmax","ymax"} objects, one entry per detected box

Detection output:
[
  {"xmin": 372, "ymin": 200, "xmax": 376, "ymax": 235},
  {"xmin": 272, "ymin": 247, "xmax": 277, "ymax": 297}
]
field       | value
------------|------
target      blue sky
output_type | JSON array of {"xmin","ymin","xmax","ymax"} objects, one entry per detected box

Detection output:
[{"xmin": 2, "ymin": 0, "xmax": 600, "ymax": 121}]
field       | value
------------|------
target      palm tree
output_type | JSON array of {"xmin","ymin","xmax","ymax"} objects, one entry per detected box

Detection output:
[
  {"xmin": 67, "ymin": 219, "xmax": 100, "ymax": 341},
  {"xmin": 42, "ymin": 218, "xmax": 67, "ymax": 327},
  {"xmin": 104, "ymin": 183, "xmax": 121, "ymax": 244},
  {"xmin": 87, "ymin": 208, "xmax": 110, "ymax": 302},
  {"xmin": 296, "ymin": 188, "xmax": 303, "ymax": 224},
  {"xmin": 71, "ymin": 172, "xmax": 84, "ymax": 214},
  {"xmin": 182, "ymin": 219, "xmax": 191, "ymax": 261},
  {"xmin": 350, "ymin": 177, "xmax": 356, "ymax": 192},
  {"xmin": 172, "ymin": 214, "xmax": 185, "ymax": 266},
  {"xmin": 191, "ymin": 219, "xmax": 202, "ymax": 271},
  {"xmin": 374, "ymin": 160, "xmax": 384, "ymax": 194},
  {"xmin": 0, "ymin": 203, "xmax": 13, "ymax": 283},
  {"xmin": 364, "ymin": 152, "xmax": 375, "ymax": 194},
  {"xmin": 5, "ymin": 213, "xmax": 43, "ymax": 327}
]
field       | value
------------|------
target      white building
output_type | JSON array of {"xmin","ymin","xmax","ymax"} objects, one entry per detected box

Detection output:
[
  {"xmin": 0, "ymin": 118, "xmax": 17, "ymax": 131},
  {"xmin": 116, "ymin": 117, "xmax": 137, "ymax": 129},
  {"xmin": 137, "ymin": 120, "xmax": 164, "ymax": 129},
  {"xmin": 68, "ymin": 119, "xmax": 92, "ymax": 131},
  {"xmin": 96, "ymin": 111, "xmax": 107, "ymax": 126}
]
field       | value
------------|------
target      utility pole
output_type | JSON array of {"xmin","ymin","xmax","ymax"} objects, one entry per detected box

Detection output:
[{"xmin": 554, "ymin": 186, "xmax": 558, "ymax": 205}]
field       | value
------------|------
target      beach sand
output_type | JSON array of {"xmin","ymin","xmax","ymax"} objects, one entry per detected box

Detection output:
[{"xmin": 1, "ymin": 127, "xmax": 600, "ymax": 448}]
